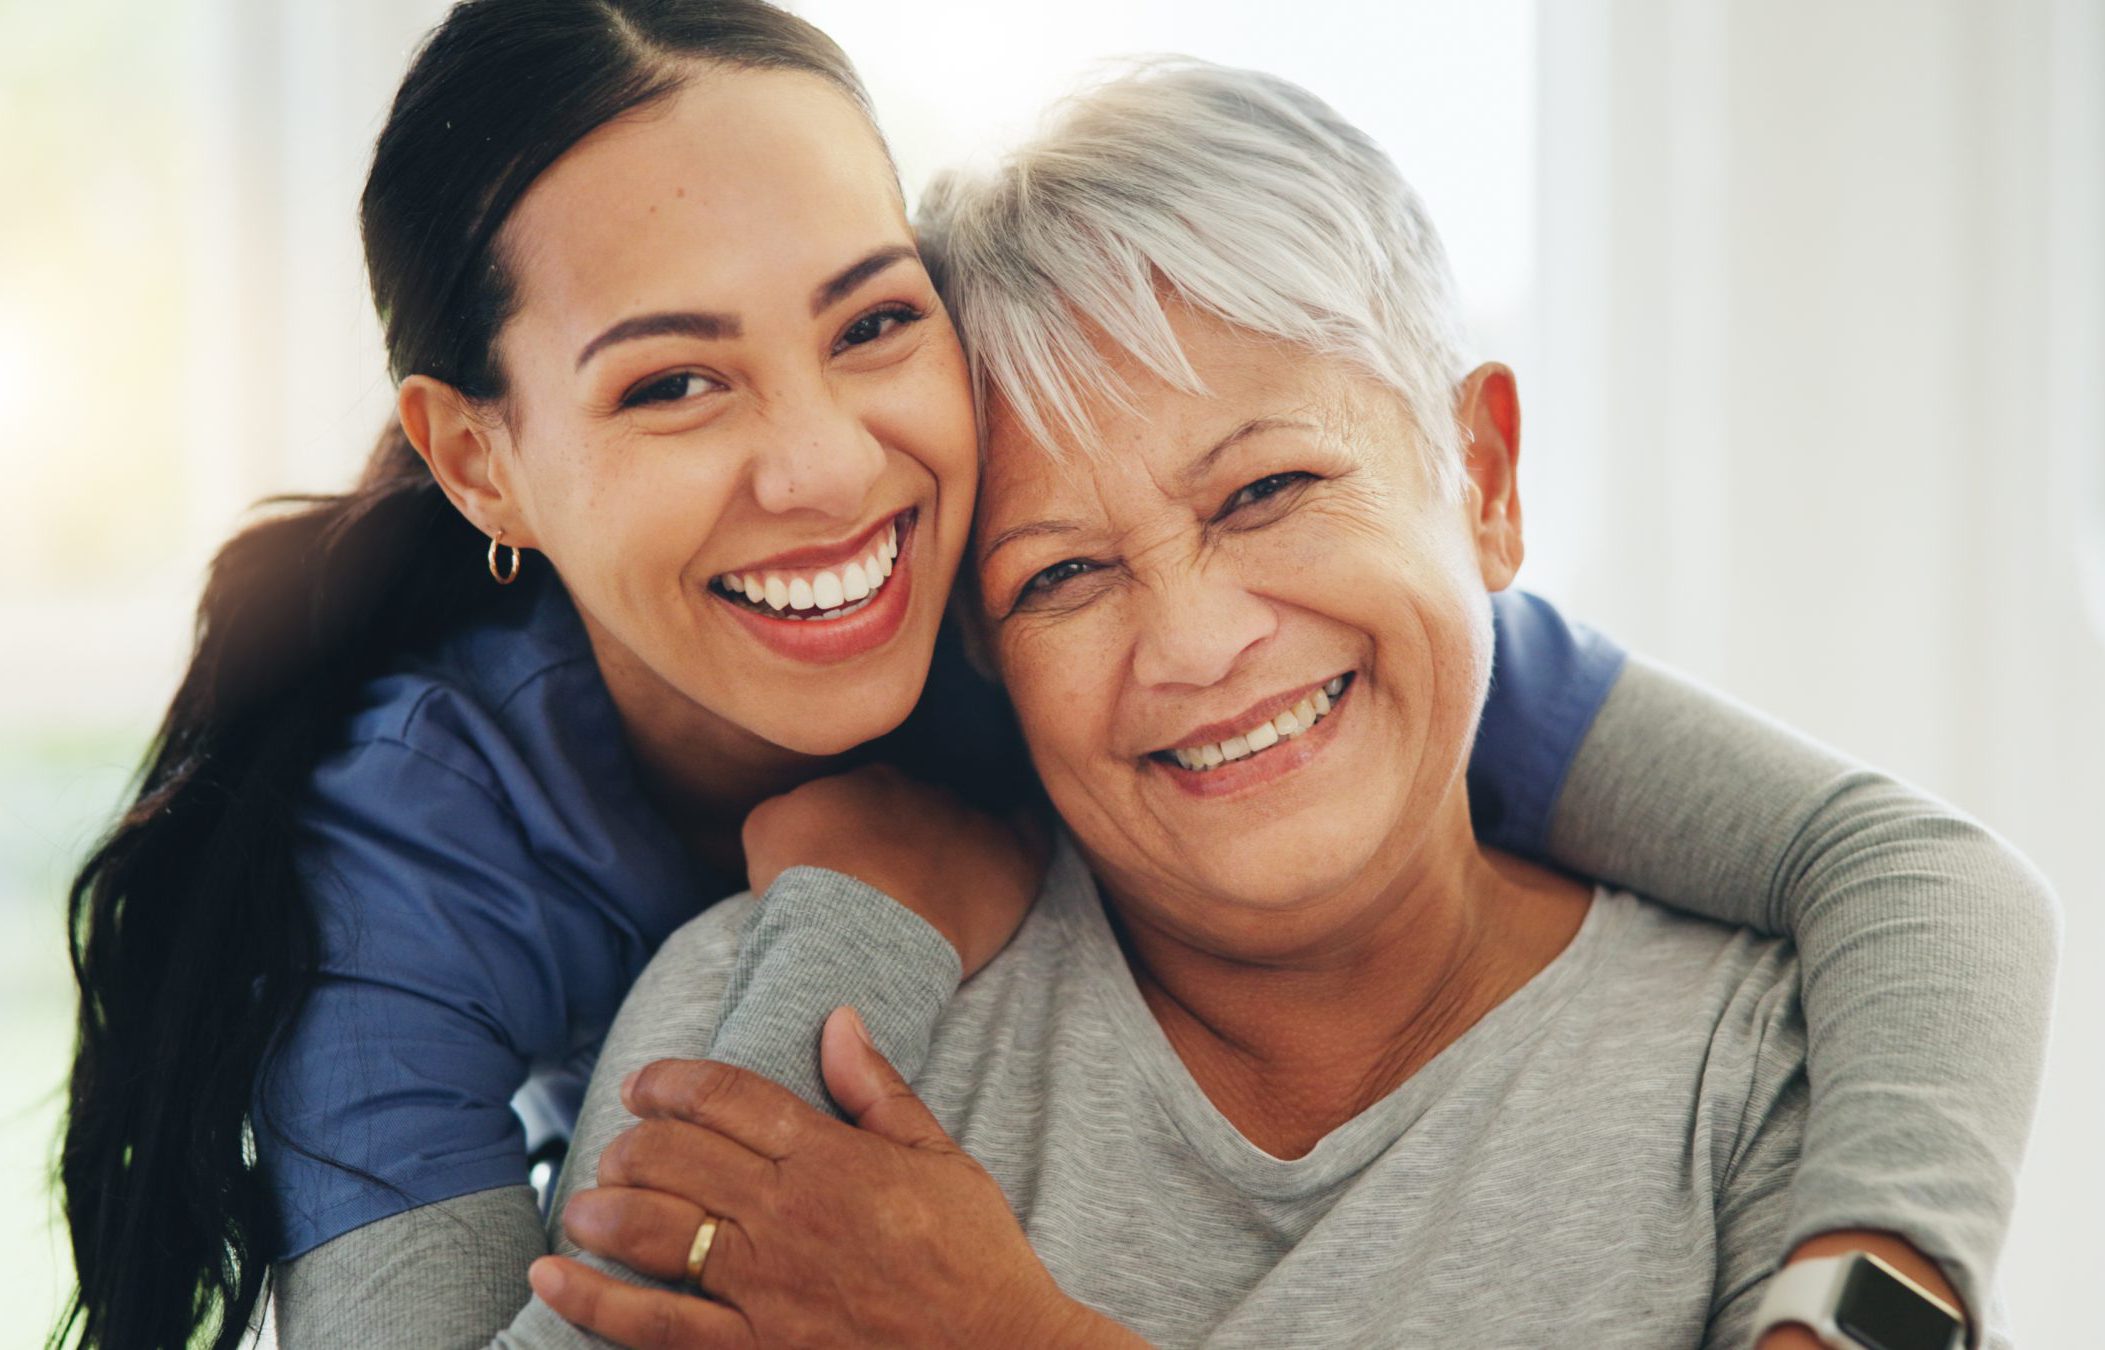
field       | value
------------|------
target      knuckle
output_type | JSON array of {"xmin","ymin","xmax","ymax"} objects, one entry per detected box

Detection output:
[{"xmin": 681, "ymin": 1062, "xmax": 738, "ymax": 1119}]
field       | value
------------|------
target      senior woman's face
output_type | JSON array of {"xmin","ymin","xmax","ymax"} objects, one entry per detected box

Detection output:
[{"xmin": 975, "ymin": 304, "xmax": 1524, "ymax": 951}]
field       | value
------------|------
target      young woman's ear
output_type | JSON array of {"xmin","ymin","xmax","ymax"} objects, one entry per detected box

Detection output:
[
  {"xmin": 1453, "ymin": 362, "xmax": 1524, "ymax": 590},
  {"xmin": 397, "ymin": 376, "xmax": 539, "ymax": 548}
]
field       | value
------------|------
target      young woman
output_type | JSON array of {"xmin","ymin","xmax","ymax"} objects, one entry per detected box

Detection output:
[{"xmin": 58, "ymin": 3, "xmax": 2056, "ymax": 1349}]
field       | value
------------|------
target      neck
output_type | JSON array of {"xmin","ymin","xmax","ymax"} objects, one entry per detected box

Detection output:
[
  {"xmin": 1106, "ymin": 791, "xmax": 1589, "ymax": 1158},
  {"xmin": 580, "ymin": 612, "xmax": 839, "ymax": 884}
]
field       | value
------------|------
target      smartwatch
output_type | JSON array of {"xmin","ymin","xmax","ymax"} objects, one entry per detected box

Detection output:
[{"xmin": 1749, "ymin": 1251, "xmax": 1963, "ymax": 1350}]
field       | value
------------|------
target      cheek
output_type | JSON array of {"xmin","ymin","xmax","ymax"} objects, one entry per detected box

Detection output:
[
  {"xmin": 864, "ymin": 341, "xmax": 978, "ymax": 490},
  {"xmin": 998, "ymin": 617, "xmax": 1125, "ymax": 783},
  {"xmin": 526, "ymin": 433, "xmax": 743, "ymax": 591}
]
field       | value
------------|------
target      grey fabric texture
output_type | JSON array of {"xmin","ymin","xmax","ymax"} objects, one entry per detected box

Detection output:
[
  {"xmin": 486, "ymin": 838, "xmax": 2015, "ymax": 1349},
  {"xmin": 1547, "ymin": 657, "xmax": 2058, "ymax": 1340},
  {"xmin": 272, "ymin": 659, "xmax": 2055, "ymax": 1347},
  {"xmin": 271, "ymin": 1183, "xmax": 542, "ymax": 1349}
]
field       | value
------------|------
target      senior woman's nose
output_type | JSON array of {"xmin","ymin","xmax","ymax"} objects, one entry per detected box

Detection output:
[
  {"xmin": 748, "ymin": 385, "xmax": 888, "ymax": 520},
  {"xmin": 1129, "ymin": 564, "xmax": 1278, "ymax": 690}
]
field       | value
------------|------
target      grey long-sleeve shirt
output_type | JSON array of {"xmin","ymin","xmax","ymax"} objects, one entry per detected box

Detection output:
[
  {"xmin": 494, "ymin": 837, "xmax": 2018, "ymax": 1348},
  {"xmin": 273, "ymin": 657, "xmax": 2059, "ymax": 1347}
]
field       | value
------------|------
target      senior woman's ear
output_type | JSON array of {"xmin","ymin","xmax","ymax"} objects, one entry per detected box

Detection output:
[{"xmin": 1453, "ymin": 362, "xmax": 1525, "ymax": 590}]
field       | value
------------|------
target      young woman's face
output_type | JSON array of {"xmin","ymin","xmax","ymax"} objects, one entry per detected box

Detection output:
[{"xmin": 481, "ymin": 69, "xmax": 977, "ymax": 757}]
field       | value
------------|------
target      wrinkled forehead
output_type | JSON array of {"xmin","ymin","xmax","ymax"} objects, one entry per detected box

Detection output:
[{"xmin": 970, "ymin": 310, "xmax": 1391, "ymax": 548}]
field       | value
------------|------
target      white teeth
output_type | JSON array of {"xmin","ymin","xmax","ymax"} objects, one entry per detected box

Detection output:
[
  {"xmin": 1162, "ymin": 676, "xmax": 1352, "ymax": 773},
  {"xmin": 718, "ymin": 516, "xmax": 906, "ymax": 619}
]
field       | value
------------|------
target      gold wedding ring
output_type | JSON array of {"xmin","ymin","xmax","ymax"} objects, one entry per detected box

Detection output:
[{"xmin": 684, "ymin": 1212, "xmax": 721, "ymax": 1289}]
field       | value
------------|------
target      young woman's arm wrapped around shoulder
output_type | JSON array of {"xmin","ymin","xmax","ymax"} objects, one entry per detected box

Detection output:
[{"xmin": 1546, "ymin": 651, "xmax": 2056, "ymax": 1341}]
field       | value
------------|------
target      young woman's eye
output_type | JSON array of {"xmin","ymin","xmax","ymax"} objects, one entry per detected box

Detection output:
[
  {"xmin": 834, "ymin": 304, "xmax": 923, "ymax": 353},
  {"xmin": 1222, "ymin": 471, "xmax": 1317, "ymax": 517},
  {"xmin": 621, "ymin": 371, "xmax": 719, "ymax": 408}
]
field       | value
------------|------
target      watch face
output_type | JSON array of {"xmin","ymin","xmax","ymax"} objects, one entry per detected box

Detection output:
[{"xmin": 1833, "ymin": 1255, "xmax": 1961, "ymax": 1350}]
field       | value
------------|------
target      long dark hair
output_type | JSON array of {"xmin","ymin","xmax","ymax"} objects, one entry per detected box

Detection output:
[{"xmin": 56, "ymin": 4, "xmax": 875, "ymax": 1346}]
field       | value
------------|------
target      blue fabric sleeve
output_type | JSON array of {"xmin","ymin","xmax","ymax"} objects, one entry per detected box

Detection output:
[
  {"xmin": 1467, "ymin": 589, "xmax": 1629, "ymax": 858},
  {"xmin": 258, "ymin": 732, "xmax": 617, "ymax": 1260}
]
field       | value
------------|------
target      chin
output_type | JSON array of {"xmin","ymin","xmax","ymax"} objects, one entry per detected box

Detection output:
[
  {"xmin": 1148, "ymin": 811, "xmax": 1390, "ymax": 914},
  {"xmin": 751, "ymin": 686, "xmax": 919, "ymax": 758}
]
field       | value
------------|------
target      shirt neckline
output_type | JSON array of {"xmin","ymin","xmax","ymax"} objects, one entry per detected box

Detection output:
[{"xmin": 1041, "ymin": 836, "xmax": 1624, "ymax": 1200}]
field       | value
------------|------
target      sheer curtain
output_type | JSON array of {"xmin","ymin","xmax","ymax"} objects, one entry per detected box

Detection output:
[{"xmin": 1531, "ymin": 3, "xmax": 2104, "ymax": 1341}]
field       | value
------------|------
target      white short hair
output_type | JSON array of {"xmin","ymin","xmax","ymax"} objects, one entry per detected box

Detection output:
[{"xmin": 917, "ymin": 58, "xmax": 1471, "ymax": 494}]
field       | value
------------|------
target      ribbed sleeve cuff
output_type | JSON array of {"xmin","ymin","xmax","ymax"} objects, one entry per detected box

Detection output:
[{"xmin": 706, "ymin": 866, "xmax": 964, "ymax": 1118}]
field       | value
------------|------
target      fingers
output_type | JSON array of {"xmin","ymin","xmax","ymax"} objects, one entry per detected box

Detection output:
[
  {"xmin": 597, "ymin": 1115, "xmax": 773, "ymax": 1215},
  {"xmin": 622, "ymin": 1059, "xmax": 822, "ymax": 1160},
  {"xmin": 561, "ymin": 1187, "xmax": 750, "ymax": 1294},
  {"xmin": 530, "ymin": 1256, "xmax": 750, "ymax": 1350},
  {"xmin": 819, "ymin": 1006, "xmax": 957, "ymax": 1152}
]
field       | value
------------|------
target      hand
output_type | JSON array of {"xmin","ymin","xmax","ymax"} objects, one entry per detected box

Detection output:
[
  {"xmin": 742, "ymin": 764, "xmax": 1048, "ymax": 977},
  {"xmin": 531, "ymin": 1008, "xmax": 1142, "ymax": 1349}
]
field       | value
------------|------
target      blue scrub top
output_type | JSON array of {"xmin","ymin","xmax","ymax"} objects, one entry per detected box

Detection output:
[{"xmin": 257, "ymin": 575, "xmax": 1623, "ymax": 1259}]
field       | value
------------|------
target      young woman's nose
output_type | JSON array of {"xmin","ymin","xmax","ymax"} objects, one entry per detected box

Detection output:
[
  {"xmin": 1129, "ymin": 562, "xmax": 1277, "ymax": 690},
  {"xmin": 748, "ymin": 385, "xmax": 888, "ymax": 519}
]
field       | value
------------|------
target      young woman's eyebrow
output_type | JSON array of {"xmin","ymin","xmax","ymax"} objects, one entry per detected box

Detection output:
[
  {"xmin": 576, "ymin": 310, "xmax": 742, "ymax": 369},
  {"xmin": 570, "ymin": 246, "xmax": 916, "ymax": 371},
  {"xmin": 810, "ymin": 244, "xmax": 917, "ymax": 314}
]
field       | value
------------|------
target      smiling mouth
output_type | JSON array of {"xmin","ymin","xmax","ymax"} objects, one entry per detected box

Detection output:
[
  {"xmin": 708, "ymin": 510, "xmax": 911, "ymax": 622},
  {"xmin": 1149, "ymin": 673, "xmax": 1355, "ymax": 772}
]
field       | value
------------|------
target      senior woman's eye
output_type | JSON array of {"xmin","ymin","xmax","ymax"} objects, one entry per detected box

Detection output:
[
  {"xmin": 1220, "ymin": 471, "xmax": 1318, "ymax": 518},
  {"xmin": 1012, "ymin": 558, "xmax": 1100, "ymax": 610},
  {"xmin": 833, "ymin": 303, "xmax": 924, "ymax": 354},
  {"xmin": 620, "ymin": 371, "xmax": 723, "ymax": 409}
]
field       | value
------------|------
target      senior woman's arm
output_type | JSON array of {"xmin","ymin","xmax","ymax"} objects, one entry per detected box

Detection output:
[{"xmin": 1544, "ymin": 649, "xmax": 2056, "ymax": 1343}]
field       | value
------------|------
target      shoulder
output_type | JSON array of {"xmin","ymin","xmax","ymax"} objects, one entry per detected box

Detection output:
[
  {"xmin": 1582, "ymin": 893, "xmax": 1807, "ymax": 1171},
  {"xmin": 326, "ymin": 573, "xmax": 604, "ymax": 793},
  {"xmin": 572, "ymin": 895, "xmax": 756, "ymax": 1089},
  {"xmin": 1583, "ymin": 892, "xmax": 1803, "ymax": 1055},
  {"xmin": 299, "ymin": 575, "xmax": 700, "ymax": 973},
  {"xmin": 633, "ymin": 893, "xmax": 758, "ymax": 1004}
]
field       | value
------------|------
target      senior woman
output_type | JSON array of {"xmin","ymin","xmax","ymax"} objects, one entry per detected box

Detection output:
[{"xmin": 512, "ymin": 63, "xmax": 2014, "ymax": 1350}]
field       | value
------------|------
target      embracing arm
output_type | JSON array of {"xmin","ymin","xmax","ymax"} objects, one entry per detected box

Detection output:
[{"xmin": 1546, "ymin": 652, "xmax": 2058, "ymax": 1342}]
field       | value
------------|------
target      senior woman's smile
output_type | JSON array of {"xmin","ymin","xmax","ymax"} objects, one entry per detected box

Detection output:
[{"xmin": 975, "ymin": 299, "xmax": 1528, "ymax": 948}]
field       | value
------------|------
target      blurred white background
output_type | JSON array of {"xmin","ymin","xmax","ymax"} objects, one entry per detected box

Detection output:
[{"xmin": 1, "ymin": 0, "xmax": 2097, "ymax": 1342}]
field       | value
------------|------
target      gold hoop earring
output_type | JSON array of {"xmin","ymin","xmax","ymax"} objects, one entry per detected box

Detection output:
[{"xmin": 487, "ymin": 530, "xmax": 522, "ymax": 586}]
